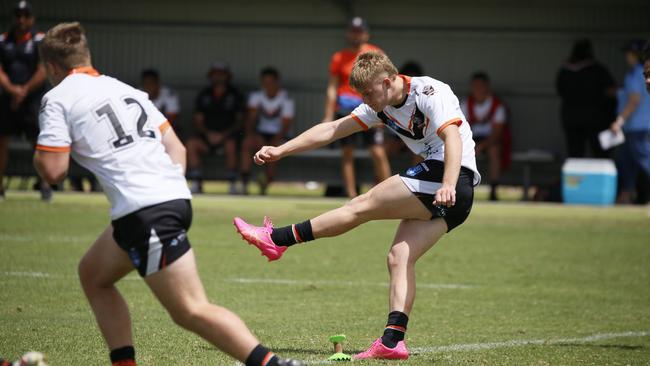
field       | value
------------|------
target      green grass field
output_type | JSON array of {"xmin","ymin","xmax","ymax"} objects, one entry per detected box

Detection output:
[{"xmin": 1, "ymin": 192, "xmax": 649, "ymax": 365}]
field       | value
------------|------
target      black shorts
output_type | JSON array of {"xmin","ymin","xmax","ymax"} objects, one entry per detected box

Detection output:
[
  {"xmin": 112, "ymin": 199, "xmax": 193, "ymax": 277},
  {"xmin": 0, "ymin": 94, "xmax": 41, "ymax": 139},
  {"xmin": 399, "ymin": 160, "xmax": 475, "ymax": 232}
]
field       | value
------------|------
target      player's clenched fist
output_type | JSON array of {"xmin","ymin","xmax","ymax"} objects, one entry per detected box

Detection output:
[
  {"xmin": 254, "ymin": 146, "xmax": 283, "ymax": 165},
  {"xmin": 434, "ymin": 183, "xmax": 456, "ymax": 207}
]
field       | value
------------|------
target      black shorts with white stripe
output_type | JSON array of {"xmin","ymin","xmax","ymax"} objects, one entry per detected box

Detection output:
[
  {"xmin": 399, "ymin": 160, "xmax": 475, "ymax": 232},
  {"xmin": 112, "ymin": 199, "xmax": 192, "ymax": 277}
]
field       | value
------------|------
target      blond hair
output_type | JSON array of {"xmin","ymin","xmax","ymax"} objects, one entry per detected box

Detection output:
[
  {"xmin": 349, "ymin": 51, "xmax": 399, "ymax": 91},
  {"xmin": 39, "ymin": 22, "xmax": 91, "ymax": 70}
]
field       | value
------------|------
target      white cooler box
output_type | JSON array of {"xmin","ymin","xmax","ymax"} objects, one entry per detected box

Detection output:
[{"xmin": 562, "ymin": 158, "xmax": 617, "ymax": 205}]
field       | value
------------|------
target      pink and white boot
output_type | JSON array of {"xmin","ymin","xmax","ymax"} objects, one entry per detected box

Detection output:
[
  {"xmin": 233, "ymin": 216, "xmax": 287, "ymax": 261},
  {"xmin": 354, "ymin": 338, "xmax": 409, "ymax": 360}
]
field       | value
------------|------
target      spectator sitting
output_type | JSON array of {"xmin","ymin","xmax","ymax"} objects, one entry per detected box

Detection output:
[
  {"xmin": 185, "ymin": 62, "xmax": 245, "ymax": 194},
  {"xmin": 140, "ymin": 68, "xmax": 181, "ymax": 135},
  {"xmin": 461, "ymin": 71, "xmax": 511, "ymax": 201},
  {"xmin": 240, "ymin": 67, "xmax": 294, "ymax": 195}
]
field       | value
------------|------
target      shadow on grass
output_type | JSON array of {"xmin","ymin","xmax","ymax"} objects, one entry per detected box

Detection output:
[{"xmin": 199, "ymin": 345, "xmax": 343, "ymax": 356}]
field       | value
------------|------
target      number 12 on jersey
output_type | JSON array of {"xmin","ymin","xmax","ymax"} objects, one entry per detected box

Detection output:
[{"xmin": 95, "ymin": 98, "xmax": 155, "ymax": 149}]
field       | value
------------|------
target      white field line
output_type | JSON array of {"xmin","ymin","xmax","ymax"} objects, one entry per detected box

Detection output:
[
  {"xmin": 2, "ymin": 271, "xmax": 141, "ymax": 281},
  {"xmin": 293, "ymin": 330, "xmax": 650, "ymax": 365},
  {"xmin": 3, "ymin": 272, "xmax": 648, "ymax": 363},
  {"xmin": 3, "ymin": 273, "xmax": 470, "ymax": 288},
  {"xmin": 226, "ymin": 277, "xmax": 473, "ymax": 289},
  {"xmin": 412, "ymin": 330, "xmax": 650, "ymax": 354},
  {"xmin": 0, "ymin": 234, "xmax": 91, "ymax": 244},
  {"xmin": 3, "ymin": 271, "xmax": 52, "ymax": 278}
]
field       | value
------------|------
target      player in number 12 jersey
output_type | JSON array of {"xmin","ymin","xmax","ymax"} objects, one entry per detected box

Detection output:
[{"xmin": 34, "ymin": 22, "xmax": 302, "ymax": 366}]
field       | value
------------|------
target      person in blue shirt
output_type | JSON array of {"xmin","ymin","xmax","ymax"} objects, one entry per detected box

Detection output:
[
  {"xmin": 644, "ymin": 44, "xmax": 650, "ymax": 94},
  {"xmin": 611, "ymin": 40, "xmax": 650, "ymax": 204}
]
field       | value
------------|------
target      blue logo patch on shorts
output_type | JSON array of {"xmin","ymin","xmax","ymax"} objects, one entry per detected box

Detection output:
[
  {"xmin": 128, "ymin": 249, "xmax": 141, "ymax": 268},
  {"xmin": 406, "ymin": 164, "xmax": 424, "ymax": 177}
]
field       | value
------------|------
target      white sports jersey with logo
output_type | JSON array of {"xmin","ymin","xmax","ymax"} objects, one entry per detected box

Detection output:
[
  {"xmin": 351, "ymin": 75, "xmax": 481, "ymax": 185},
  {"xmin": 247, "ymin": 89, "xmax": 294, "ymax": 135},
  {"xmin": 37, "ymin": 69, "xmax": 191, "ymax": 219}
]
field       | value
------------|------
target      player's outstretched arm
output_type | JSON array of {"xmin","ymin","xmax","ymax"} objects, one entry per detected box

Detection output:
[
  {"xmin": 33, "ymin": 150, "xmax": 70, "ymax": 184},
  {"xmin": 254, "ymin": 115, "xmax": 363, "ymax": 165},
  {"xmin": 161, "ymin": 128, "xmax": 187, "ymax": 174}
]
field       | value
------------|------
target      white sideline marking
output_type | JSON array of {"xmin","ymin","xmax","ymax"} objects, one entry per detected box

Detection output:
[
  {"xmin": 3, "ymin": 271, "xmax": 52, "ymax": 278},
  {"xmin": 0, "ymin": 234, "xmax": 90, "ymax": 243},
  {"xmin": 226, "ymin": 277, "xmax": 473, "ymax": 289},
  {"xmin": 412, "ymin": 330, "xmax": 650, "ymax": 353},
  {"xmin": 295, "ymin": 330, "xmax": 650, "ymax": 365},
  {"xmin": 2, "ymin": 271, "xmax": 142, "ymax": 281}
]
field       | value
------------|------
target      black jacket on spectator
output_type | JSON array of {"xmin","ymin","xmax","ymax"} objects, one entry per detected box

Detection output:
[{"xmin": 556, "ymin": 60, "xmax": 616, "ymax": 157}]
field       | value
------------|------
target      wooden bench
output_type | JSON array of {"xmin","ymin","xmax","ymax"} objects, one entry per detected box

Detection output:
[
  {"xmin": 201, "ymin": 147, "xmax": 559, "ymax": 200},
  {"xmin": 5, "ymin": 140, "xmax": 559, "ymax": 200}
]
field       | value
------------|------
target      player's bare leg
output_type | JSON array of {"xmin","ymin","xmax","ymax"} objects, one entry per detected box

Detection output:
[
  {"xmin": 341, "ymin": 144, "xmax": 357, "ymax": 197},
  {"xmin": 387, "ymin": 218, "xmax": 447, "ymax": 315},
  {"xmin": 311, "ymin": 174, "xmax": 430, "ymax": 237},
  {"xmin": 355, "ymin": 218, "xmax": 446, "ymax": 360},
  {"xmin": 144, "ymin": 249, "xmax": 260, "ymax": 361},
  {"xmin": 234, "ymin": 175, "xmax": 431, "ymax": 261},
  {"xmin": 369, "ymin": 143, "xmax": 391, "ymax": 183},
  {"xmin": 78, "ymin": 226, "xmax": 135, "ymax": 351}
]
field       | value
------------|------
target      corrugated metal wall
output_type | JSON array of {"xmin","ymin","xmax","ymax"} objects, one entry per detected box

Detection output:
[{"xmin": 2, "ymin": 0, "xmax": 649, "ymax": 155}]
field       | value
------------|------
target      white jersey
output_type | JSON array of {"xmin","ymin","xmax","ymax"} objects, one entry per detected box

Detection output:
[
  {"xmin": 37, "ymin": 67, "xmax": 192, "ymax": 219},
  {"xmin": 351, "ymin": 75, "xmax": 481, "ymax": 185},
  {"xmin": 460, "ymin": 96, "xmax": 506, "ymax": 138},
  {"xmin": 247, "ymin": 89, "xmax": 294, "ymax": 135},
  {"xmin": 149, "ymin": 86, "xmax": 180, "ymax": 117}
]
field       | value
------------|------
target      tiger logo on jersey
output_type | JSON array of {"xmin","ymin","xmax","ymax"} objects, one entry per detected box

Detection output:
[{"xmin": 378, "ymin": 106, "xmax": 426, "ymax": 140}]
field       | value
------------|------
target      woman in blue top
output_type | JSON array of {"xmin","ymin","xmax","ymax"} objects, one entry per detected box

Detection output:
[{"xmin": 611, "ymin": 40, "xmax": 650, "ymax": 204}]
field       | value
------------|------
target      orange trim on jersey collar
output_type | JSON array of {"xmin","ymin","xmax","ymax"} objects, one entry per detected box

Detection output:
[
  {"xmin": 68, "ymin": 66, "xmax": 100, "ymax": 76},
  {"xmin": 36, "ymin": 144, "xmax": 71, "ymax": 153},
  {"xmin": 399, "ymin": 74, "xmax": 412, "ymax": 94}
]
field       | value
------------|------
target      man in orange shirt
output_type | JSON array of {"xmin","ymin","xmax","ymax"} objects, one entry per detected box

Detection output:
[{"xmin": 323, "ymin": 17, "xmax": 390, "ymax": 198}]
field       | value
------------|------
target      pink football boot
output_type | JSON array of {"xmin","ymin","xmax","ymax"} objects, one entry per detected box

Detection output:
[
  {"xmin": 233, "ymin": 216, "xmax": 287, "ymax": 261},
  {"xmin": 354, "ymin": 338, "xmax": 409, "ymax": 360}
]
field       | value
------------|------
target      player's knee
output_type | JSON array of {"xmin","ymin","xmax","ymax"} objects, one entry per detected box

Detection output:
[
  {"xmin": 168, "ymin": 301, "xmax": 212, "ymax": 330},
  {"xmin": 344, "ymin": 191, "xmax": 374, "ymax": 220},
  {"xmin": 78, "ymin": 256, "xmax": 103, "ymax": 290},
  {"xmin": 387, "ymin": 245, "xmax": 411, "ymax": 272}
]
